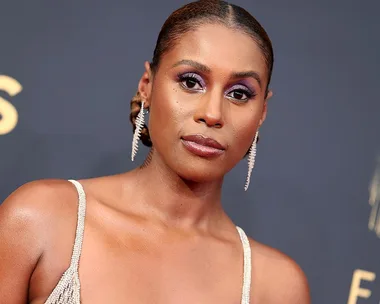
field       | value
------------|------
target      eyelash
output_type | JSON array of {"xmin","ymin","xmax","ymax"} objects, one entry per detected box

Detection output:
[{"xmin": 177, "ymin": 72, "xmax": 256, "ymax": 102}]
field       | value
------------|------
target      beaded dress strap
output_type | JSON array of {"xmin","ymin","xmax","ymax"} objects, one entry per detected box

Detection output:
[
  {"xmin": 67, "ymin": 179, "xmax": 86, "ymax": 269},
  {"xmin": 236, "ymin": 226, "xmax": 252, "ymax": 304}
]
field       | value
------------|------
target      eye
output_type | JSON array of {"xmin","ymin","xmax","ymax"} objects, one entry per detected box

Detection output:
[
  {"xmin": 226, "ymin": 85, "xmax": 256, "ymax": 102},
  {"xmin": 229, "ymin": 89, "xmax": 249, "ymax": 100},
  {"xmin": 178, "ymin": 73, "xmax": 205, "ymax": 91}
]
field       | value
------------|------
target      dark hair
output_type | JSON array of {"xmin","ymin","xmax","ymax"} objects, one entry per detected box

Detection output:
[{"xmin": 130, "ymin": 0, "xmax": 273, "ymax": 147}]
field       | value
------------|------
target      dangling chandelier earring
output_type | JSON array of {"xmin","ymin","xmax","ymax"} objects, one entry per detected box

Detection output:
[
  {"xmin": 131, "ymin": 100, "xmax": 146, "ymax": 161},
  {"xmin": 244, "ymin": 131, "xmax": 259, "ymax": 191}
]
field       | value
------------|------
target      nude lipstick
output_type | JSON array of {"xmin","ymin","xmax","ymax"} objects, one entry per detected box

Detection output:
[{"xmin": 181, "ymin": 134, "xmax": 225, "ymax": 158}]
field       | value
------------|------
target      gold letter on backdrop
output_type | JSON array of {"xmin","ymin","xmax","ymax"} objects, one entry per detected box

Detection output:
[
  {"xmin": 347, "ymin": 269, "xmax": 376, "ymax": 304},
  {"xmin": 0, "ymin": 75, "xmax": 22, "ymax": 135}
]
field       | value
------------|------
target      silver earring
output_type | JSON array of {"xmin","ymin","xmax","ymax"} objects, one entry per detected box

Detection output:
[
  {"xmin": 131, "ymin": 100, "xmax": 145, "ymax": 161},
  {"xmin": 244, "ymin": 131, "xmax": 259, "ymax": 191}
]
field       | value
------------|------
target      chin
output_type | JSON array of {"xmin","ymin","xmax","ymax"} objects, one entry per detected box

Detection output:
[
  {"xmin": 152, "ymin": 143, "xmax": 230, "ymax": 183},
  {"xmin": 174, "ymin": 161, "xmax": 226, "ymax": 184}
]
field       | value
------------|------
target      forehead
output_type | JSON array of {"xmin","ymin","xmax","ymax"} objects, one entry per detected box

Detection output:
[{"xmin": 161, "ymin": 23, "xmax": 267, "ymax": 80}]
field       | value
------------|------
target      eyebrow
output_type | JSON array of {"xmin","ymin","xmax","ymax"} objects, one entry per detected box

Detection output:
[{"xmin": 171, "ymin": 59, "xmax": 263, "ymax": 89}]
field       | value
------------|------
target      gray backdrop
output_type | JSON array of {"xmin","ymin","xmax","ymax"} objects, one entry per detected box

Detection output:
[{"xmin": 1, "ymin": 1, "xmax": 379, "ymax": 303}]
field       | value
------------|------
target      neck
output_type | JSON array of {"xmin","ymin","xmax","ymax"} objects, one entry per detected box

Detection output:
[{"xmin": 127, "ymin": 149, "xmax": 226, "ymax": 230}]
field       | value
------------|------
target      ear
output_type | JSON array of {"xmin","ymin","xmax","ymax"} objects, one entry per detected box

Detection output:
[
  {"xmin": 258, "ymin": 90, "xmax": 273, "ymax": 127},
  {"xmin": 137, "ymin": 61, "xmax": 154, "ymax": 108}
]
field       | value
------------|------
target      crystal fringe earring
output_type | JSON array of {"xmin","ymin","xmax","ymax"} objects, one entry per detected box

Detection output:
[
  {"xmin": 244, "ymin": 131, "xmax": 259, "ymax": 191},
  {"xmin": 131, "ymin": 100, "xmax": 145, "ymax": 161}
]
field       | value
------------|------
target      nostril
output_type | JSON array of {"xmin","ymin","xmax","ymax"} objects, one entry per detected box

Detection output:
[{"xmin": 197, "ymin": 118, "xmax": 222, "ymax": 128}]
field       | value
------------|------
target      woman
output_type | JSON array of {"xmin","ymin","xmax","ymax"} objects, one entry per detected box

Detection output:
[{"xmin": 0, "ymin": 1, "xmax": 310, "ymax": 303}]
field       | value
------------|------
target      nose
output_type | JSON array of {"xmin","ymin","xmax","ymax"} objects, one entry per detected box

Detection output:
[{"xmin": 193, "ymin": 90, "xmax": 224, "ymax": 128}]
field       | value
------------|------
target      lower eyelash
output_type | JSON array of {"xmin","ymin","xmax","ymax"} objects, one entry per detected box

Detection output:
[
  {"xmin": 229, "ymin": 84, "xmax": 257, "ymax": 99},
  {"xmin": 177, "ymin": 72, "xmax": 205, "ymax": 87}
]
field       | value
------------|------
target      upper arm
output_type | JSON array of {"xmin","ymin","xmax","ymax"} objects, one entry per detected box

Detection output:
[
  {"xmin": 0, "ymin": 180, "xmax": 67, "ymax": 303},
  {"xmin": 277, "ymin": 257, "xmax": 311, "ymax": 304},
  {"xmin": 250, "ymin": 240, "xmax": 311, "ymax": 304},
  {"xmin": 265, "ymin": 254, "xmax": 311, "ymax": 304}
]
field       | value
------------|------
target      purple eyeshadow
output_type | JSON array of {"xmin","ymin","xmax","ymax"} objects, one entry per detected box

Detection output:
[
  {"xmin": 178, "ymin": 72, "xmax": 206, "ymax": 88},
  {"xmin": 232, "ymin": 80, "xmax": 256, "ymax": 95},
  {"xmin": 227, "ymin": 83, "xmax": 256, "ymax": 98},
  {"xmin": 177, "ymin": 71, "xmax": 256, "ymax": 100}
]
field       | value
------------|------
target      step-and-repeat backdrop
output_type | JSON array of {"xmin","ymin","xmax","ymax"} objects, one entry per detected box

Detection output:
[{"xmin": 1, "ymin": 1, "xmax": 379, "ymax": 303}]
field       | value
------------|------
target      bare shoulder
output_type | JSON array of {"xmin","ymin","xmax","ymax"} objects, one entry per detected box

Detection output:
[
  {"xmin": 0, "ymin": 179, "xmax": 81, "ymax": 301},
  {"xmin": 0, "ymin": 179, "xmax": 81, "ymax": 250},
  {"xmin": 249, "ymin": 237, "xmax": 311, "ymax": 304},
  {"xmin": 1, "ymin": 179, "xmax": 79, "ymax": 227}
]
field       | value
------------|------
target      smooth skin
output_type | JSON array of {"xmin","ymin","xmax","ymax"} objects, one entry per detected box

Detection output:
[{"xmin": 0, "ymin": 24, "xmax": 311, "ymax": 303}]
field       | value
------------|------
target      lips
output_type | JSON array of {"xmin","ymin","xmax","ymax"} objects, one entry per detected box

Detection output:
[{"xmin": 181, "ymin": 134, "xmax": 225, "ymax": 158}]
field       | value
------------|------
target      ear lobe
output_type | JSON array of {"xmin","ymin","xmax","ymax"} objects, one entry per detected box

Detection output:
[
  {"xmin": 137, "ymin": 61, "xmax": 153, "ymax": 107},
  {"xmin": 259, "ymin": 101, "xmax": 268, "ymax": 126},
  {"xmin": 258, "ymin": 90, "xmax": 273, "ymax": 125},
  {"xmin": 265, "ymin": 89, "xmax": 273, "ymax": 101}
]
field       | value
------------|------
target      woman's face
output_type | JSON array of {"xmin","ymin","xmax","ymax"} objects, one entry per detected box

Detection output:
[{"xmin": 139, "ymin": 23, "xmax": 272, "ymax": 182}]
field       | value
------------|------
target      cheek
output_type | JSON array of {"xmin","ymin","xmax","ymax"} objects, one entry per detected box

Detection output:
[
  {"xmin": 148, "ymin": 83, "xmax": 184, "ymax": 147},
  {"xmin": 229, "ymin": 105, "xmax": 263, "ymax": 156}
]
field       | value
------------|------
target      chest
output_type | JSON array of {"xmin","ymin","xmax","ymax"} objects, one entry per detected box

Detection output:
[{"xmin": 75, "ymin": 226, "xmax": 246, "ymax": 303}]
